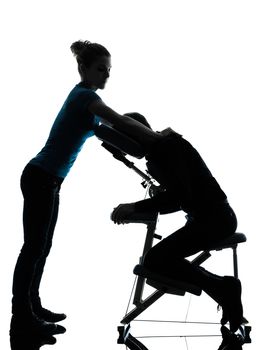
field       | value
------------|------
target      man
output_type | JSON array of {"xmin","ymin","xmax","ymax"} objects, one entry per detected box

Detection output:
[{"xmin": 96, "ymin": 113, "xmax": 244, "ymax": 333}]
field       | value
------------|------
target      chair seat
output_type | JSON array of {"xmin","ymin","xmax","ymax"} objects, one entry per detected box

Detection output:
[
  {"xmin": 133, "ymin": 264, "xmax": 202, "ymax": 296},
  {"xmin": 207, "ymin": 232, "xmax": 247, "ymax": 251}
]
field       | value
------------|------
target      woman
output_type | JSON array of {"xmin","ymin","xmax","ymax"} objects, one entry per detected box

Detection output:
[{"xmin": 11, "ymin": 40, "xmax": 156, "ymax": 335}]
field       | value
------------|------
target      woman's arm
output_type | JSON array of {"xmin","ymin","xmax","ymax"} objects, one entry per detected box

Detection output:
[{"xmin": 88, "ymin": 99, "xmax": 162, "ymax": 151}]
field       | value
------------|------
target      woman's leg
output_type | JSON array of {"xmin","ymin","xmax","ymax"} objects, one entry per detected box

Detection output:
[
  {"xmin": 29, "ymin": 190, "xmax": 66, "ymax": 322},
  {"xmin": 30, "ymin": 191, "xmax": 59, "ymax": 308},
  {"xmin": 12, "ymin": 165, "xmax": 62, "ymax": 321}
]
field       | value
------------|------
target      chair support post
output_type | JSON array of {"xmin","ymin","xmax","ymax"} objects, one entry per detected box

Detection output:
[{"xmin": 232, "ymin": 246, "xmax": 238, "ymax": 278}]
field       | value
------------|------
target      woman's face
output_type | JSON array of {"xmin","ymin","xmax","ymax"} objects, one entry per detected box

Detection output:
[{"xmin": 82, "ymin": 56, "xmax": 111, "ymax": 90}]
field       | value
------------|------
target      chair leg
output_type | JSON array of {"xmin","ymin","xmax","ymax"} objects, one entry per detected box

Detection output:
[{"xmin": 232, "ymin": 246, "xmax": 238, "ymax": 278}]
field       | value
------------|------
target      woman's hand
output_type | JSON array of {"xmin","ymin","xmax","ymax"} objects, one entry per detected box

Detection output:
[{"xmin": 111, "ymin": 203, "xmax": 136, "ymax": 224}]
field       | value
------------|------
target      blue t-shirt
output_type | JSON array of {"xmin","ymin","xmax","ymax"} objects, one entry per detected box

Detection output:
[{"xmin": 30, "ymin": 83, "xmax": 101, "ymax": 178}]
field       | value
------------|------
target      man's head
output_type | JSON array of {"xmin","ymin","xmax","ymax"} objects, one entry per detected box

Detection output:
[
  {"xmin": 124, "ymin": 112, "xmax": 152, "ymax": 130},
  {"xmin": 125, "ymin": 112, "xmax": 182, "ymax": 139}
]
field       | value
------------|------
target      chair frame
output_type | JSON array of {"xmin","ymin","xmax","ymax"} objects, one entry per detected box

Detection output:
[
  {"xmin": 112, "ymin": 160, "xmax": 250, "ymax": 350},
  {"xmin": 117, "ymin": 212, "xmax": 250, "ymax": 349}
]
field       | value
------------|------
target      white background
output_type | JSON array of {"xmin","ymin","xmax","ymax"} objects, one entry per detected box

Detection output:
[{"xmin": 0, "ymin": 1, "xmax": 261, "ymax": 349}]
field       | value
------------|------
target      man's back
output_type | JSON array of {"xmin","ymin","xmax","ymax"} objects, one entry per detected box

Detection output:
[{"xmin": 145, "ymin": 131, "xmax": 227, "ymax": 215}]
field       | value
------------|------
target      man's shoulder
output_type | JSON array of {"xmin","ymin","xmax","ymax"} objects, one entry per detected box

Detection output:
[{"xmin": 159, "ymin": 127, "xmax": 183, "ymax": 139}]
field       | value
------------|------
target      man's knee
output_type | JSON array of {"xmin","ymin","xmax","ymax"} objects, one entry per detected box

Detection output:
[{"xmin": 143, "ymin": 245, "xmax": 172, "ymax": 270}]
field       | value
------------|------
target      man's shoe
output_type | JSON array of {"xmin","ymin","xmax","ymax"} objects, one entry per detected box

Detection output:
[
  {"xmin": 217, "ymin": 326, "xmax": 243, "ymax": 350},
  {"xmin": 220, "ymin": 308, "xmax": 248, "ymax": 327}
]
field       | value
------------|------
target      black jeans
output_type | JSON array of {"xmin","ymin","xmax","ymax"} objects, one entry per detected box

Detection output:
[
  {"xmin": 143, "ymin": 202, "xmax": 238, "ymax": 288},
  {"xmin": 12, "ymin": 164, "xmax": 63, "ymax": 317}
]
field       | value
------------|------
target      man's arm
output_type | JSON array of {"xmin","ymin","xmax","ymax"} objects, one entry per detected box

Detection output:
[
  {"xmin": 134, "ymin": 190, "xmax": 181, "ymax": 215},
  {"xmin": 111, "ymin": 191, "xmax": 181, "ymax": 224}
]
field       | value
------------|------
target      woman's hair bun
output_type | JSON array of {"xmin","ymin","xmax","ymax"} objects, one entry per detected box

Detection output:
[
  {"xmin": 70, "ymin": 39, "xmax": 110, "ymax": 67},
  {"xmin": 70, "ymin": 40, "xmax": 91, "ymax": 57}
]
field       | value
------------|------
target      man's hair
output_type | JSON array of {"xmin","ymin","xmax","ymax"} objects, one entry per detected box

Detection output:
[{"xmin": 124, "ymin": 112, "xmax": 152, "ymax": 129}]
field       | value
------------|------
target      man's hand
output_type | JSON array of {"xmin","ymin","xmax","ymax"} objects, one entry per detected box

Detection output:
[{"xmin": 111, "ymin": 203, "xmax": 136, "ymax": 224}]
